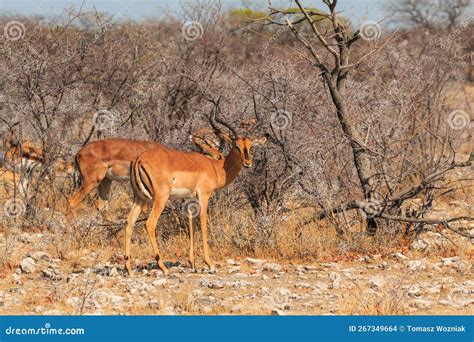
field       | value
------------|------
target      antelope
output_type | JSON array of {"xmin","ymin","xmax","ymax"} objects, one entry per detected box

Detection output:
[
  {"xmin": 68, "ymin": 131, "xmax": 223, "ymax": 212},
  {"xmin": 190, "ymin": 128, "xmax": 225, "ymax": 160},
  {"xmin": 2, "ymin": 138, "xmax": 45, "ymax": 198},
  {"xmin": 68, "ymin": 139, "xmax": 164, "ymax": 211},
  {"xmin": 123, "ymin": 108, "xmax": 266, "ymax": 275}
]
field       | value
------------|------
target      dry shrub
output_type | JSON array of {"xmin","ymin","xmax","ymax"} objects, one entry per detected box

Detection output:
[{"xmin": 0, "ymin": 1, "xmax": 472, "ymax": 263}]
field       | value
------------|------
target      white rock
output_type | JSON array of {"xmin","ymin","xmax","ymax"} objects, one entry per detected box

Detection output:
[
  {"xmin": 407, "ymin": 287, "xmax": 421, "ymax": 297},
  {"xmin": 12, "ymin": 274, "xmax": 22, "ymax": 285},
  {"xmin": 271, "ymin": 309, "xmax": 286, "ymax": 316},
  {"xmin": 148, "ymin": 298, "xmax": 160, "ymax": 309},
  {"xmin": 246, "ymin": 257, "xmax": 265, "ymax": 266},
  {"xmin": 409, "ymin": 299, "xmax": 433, "ymax": 309},
  {"xmin": 263, "ymin": 263, "xmax": 282, "ymax": 273},
  {"xmin": 34, "ymin": 306, "xmax": 44, "ymax": 313},
  {"xmin": 202, "ymin": 306, "xmax": 213, "ymax": 313},
  {"xmin": 18, "ymin": 233, "xmax": 32, "ymax": 244},
  {"xmin": 274, "ymin": 287, "xmax": 291, "ymax": 298},
  {"xmin": 227, "ymin": 280, "xmax": 252, "ymax": 288},
  {"xmin": 193, "ymin": 289, "xmax": 204, "ymax": 296},
  {"xmin": 200, "ymin": 279, "xmax": 224, "ymax": 289},
  {"xmin": 369, "ymin": 276, "xmax": 384, "ymax": 291},
  {"xmin": 152, "ymin": 279, "xmax": 167, "ymax": 287},
  {"xmin": 28, "ymin": 251, "xmax": 51, "ymax": 262},
  {"xmin": 302, "ymin": 265, "xmax": 318, "ymax": 273},
  {"xmin": 441, "ymin": 256, "xmax": 460, "ymax": 267},
  {"xmin": 328, "ymin": 272, "xmax": 342, "ymax": 289},
  {"xmin": 110, "ymin": 295, "xmax": 125, "ymax": 305},
  {"xmin": 42, "ymin": 268, "xmax": 63, "ymax": 281},
  {"xmin": 226, "ymin": 259, "xmax": 239, "ymax": 266},
  {"xmin": 227, "ymin": 266, "xmax": 241, "ymax": 274},
  {"xmin": 406, "ymin": 259, "xmax": 426, "ymax": 272},
  {"xmin": 20, "ymin": 257, "xmax": 36, "ymax": 273},
  {"xmin": 109, "ymin": 267, "xmax": 119, "ymax": 277},
  {"xmin": 392, "ymin": 252, "xmax": 408, "ymax": 261},
  {"xmin": 411, "ymin": 239, "xmax": 429, "ymax": 252}
]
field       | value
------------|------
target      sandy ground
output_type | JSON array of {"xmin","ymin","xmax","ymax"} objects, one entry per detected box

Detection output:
[{"xmin": 0, "ymin": 227, "xmax": 472, "ymax": 316}]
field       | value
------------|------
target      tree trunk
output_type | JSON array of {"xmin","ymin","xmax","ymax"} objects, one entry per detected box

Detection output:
[{"xmin": 325, "ymin": 75, "xmax": 378, "ymax": 235}]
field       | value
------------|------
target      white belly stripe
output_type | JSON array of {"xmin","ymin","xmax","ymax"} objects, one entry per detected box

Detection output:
[
  {"xmin": 169, "ymin": 188, "xmax": 193, "ymax": 200},
  {"xmin": 106, "ymin": 168, "xmax": 129, "ymax": 181}
]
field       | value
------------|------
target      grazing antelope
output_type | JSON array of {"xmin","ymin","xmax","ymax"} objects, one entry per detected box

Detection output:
[
  {"xmin": 191, "ymin": 128, "xmax": 225, "ymax": 160},
  {"xmin": 68, "ymin": 139, "xmax": 164, "ymax": 211},
  {"xmin": 124, "ymin": 109, "xmax": 266, "ymax": 275},
  {"xmin": 2, "ymin": 138, "xmax": 45, "ymax": 198}
]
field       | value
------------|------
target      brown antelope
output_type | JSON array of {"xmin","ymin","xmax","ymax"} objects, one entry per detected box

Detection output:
[
  {"xmin": 68, "ymin": 139, "xmax": 164, "ymax": 211},
  {"xmin": 2, "ymin": 138, "xmax": 45, "ymax": 198},
  {"xmin": 68, "ymin": 131, "xmax": 224, "ymax": 212},
  {"xmin": 123, "ymin": 109, "xmax": 266, "ymax": 275},
  {"xmin": 191, "ymin": 128, "xmax": 225, "ymax": 160},
  {"xmin": 1, "ymin": 137, "xmax": 77, "ymax": 211}
]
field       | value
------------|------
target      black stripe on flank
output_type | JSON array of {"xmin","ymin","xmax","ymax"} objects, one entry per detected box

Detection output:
[
  {"xmin": 138, "ymin": 162, "xmax": 153, "ymax": 198},
  {"xmin": 130, "ymin": 161, "xmax": 138, "ymax": 192},
  {"xmin": 132, "ymin": 160, "xmax": 149, "ymax": 199}
]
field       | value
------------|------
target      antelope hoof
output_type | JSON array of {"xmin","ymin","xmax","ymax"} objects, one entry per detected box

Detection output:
[
  {"xmin": 125, "ymin": 263, "xmax": 133, "ymax": 276},
  {"xmin": 189, "ymin": 260, "xmax": 196, "ymax": 273},
  {"xmin": 155, "ymin": 255, "xmax": 169, "ymax": 276},
  {"xmin": 158, "ymin": 263, "xmax": 169, "ymax": 276},
  {"xmin": 204, "ymin": 259, "xmax": 215, "ymax": 273}
]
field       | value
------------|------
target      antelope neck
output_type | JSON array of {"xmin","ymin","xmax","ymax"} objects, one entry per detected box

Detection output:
[{"xmin": 214, "ymin": 146, "xmax": 243, "ymax": 188}]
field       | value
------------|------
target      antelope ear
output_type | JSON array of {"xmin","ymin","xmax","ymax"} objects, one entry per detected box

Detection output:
[{"xmin": 251, "ymin": 136, "xmax": 267, "ymax": 146}]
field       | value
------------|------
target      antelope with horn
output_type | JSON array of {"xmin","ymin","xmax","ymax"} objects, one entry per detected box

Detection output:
[{"xmin": 123, "ymin": 98, "xmax": 267, "ymax": 275}]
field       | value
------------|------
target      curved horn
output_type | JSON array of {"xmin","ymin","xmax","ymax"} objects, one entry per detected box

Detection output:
[
  {"xmin": 209, "ymin": 96, "xmax": 224, "ymax": 136},
  {"xmin": 214, "ymin": 111, "xmax": 238, "ymax": 139},
  {"xmin": 249, "ymin": 94, "xmax": 262, "ymax": 134},
  {"xmin": 209, "ymin": 96, "xmax": 238, "ymax": 139}
]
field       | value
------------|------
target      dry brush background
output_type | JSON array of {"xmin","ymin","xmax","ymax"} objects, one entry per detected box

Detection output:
[{"xmin": 0, "ymin": 0, "xmax": 472, "ymax": 315}]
